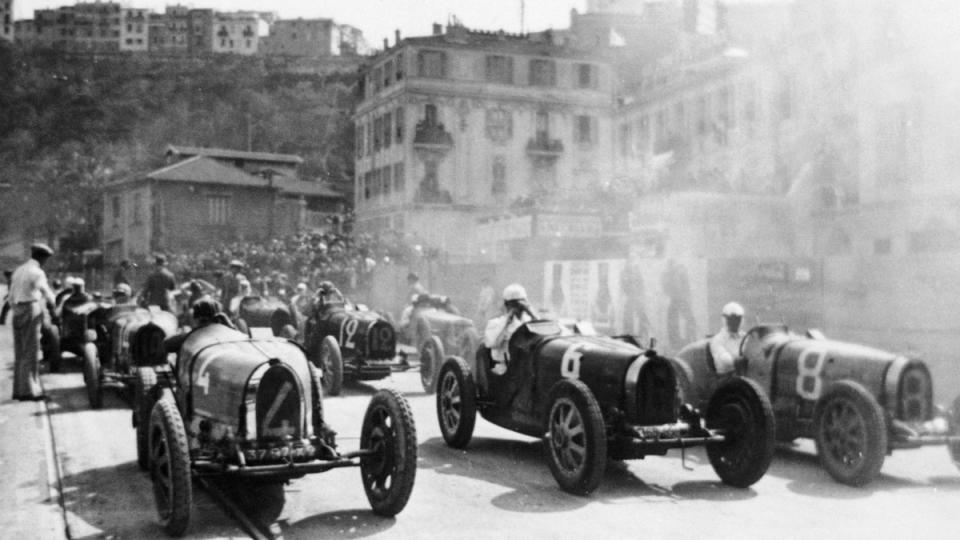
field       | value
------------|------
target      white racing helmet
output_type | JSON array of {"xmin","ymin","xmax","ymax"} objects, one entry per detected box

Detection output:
[
  {"xmin": 722, "ymin": 302, "xmax": 744, "ymax": 317},
  {"xmin": 502, "ymin": 283, "xmax": 527, "ymax": 302}
]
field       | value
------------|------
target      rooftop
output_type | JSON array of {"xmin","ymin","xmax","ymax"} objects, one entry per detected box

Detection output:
[{"xmin": 165, "ymin": 145, "xmax": 304, "ymax": 165}]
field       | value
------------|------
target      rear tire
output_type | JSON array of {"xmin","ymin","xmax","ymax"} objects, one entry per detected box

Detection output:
[
  {"xmin": 135, "ymin": 367, "xmax": 158, "ymax": 471},
  {"xmin": 705, "ymin": 377, "xmax": 775, "ymax": 488},
  {"xmin": 436, "ymin": 357, "xmax": 477, "ymax": 448},
  {"xmin": 419, "ymin": 335, "xmax": 445, "ymax": 393},
  {"xmin": 82, "ymin": 343, "xmax": 102, "ymax": 409},
  {"xmin": 360, "ymin": 388, "xmax": 417, "ymax": 517},
  {"xmin": 814, "ymin": 380, "xmax": 887, "ymax": 486},
  {"xmin": 318, "ymin": 335, "xmax": 343, "ymax": 397},
  {"xmin": 149, "ymin": 390, "xmax": 192, "ymax": 537},
  {"xmin": 543, "ymin": 379, "xmax": 607, "ymax": 496}
]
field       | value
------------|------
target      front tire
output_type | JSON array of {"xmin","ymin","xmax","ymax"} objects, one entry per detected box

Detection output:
[
  {"xmin": 705, "ymin": 377, "xmax": 775, "ymax": 488},
  {"xmin": 317, "ymin": 335, "xmax": 343, "ymax": 397},
  {"xmin": 419, "ymin": 335, "xmax": 445, "ymax": 393},
  {"xmin": 82, "ymin": 343, "xmax": 102, "ymax": 409},
  {"xmin": 436, "ymin": 357, "xmax": 477, "ymax": 448},
  {"xmin": 149, "ymin": 390, "xmax": 192, "ymax": 536},
  {"xmin": 135, "ymin": 367, "xmax": 159, "ymax": 471},
  {"xmin": 360, "ymin": 388, "xmax": 417, "ymax": 517},
  {"xmin": 543, "ymin": 379, "xmax": 607, "ymax": 496},
  {"xmin": 814, "ymin": 380, "xmax": 887, "ymax": 486}
]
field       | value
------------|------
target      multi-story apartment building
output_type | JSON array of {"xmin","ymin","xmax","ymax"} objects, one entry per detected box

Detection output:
[
  {"xmin": 187, "ymin": 8, "xmax": 214, "ymax": 53},
  {"xmin": 211, "ymin": 11, "xmax": 260, "ymax": 55},
  {"xmin": 1, "ymin": 0, "xmax": 12, "ymax": 42},
  {"xmin": 13, "ymin": 19, "xmax": 35, "ymax": 45},
  {"xmin": 120, "ymin": 7, "xmax": 149, "ymax": 51},
  {"xmin": 354, "ymin": 23, "xmax": 615, "ymax": 258},
  {"xmin": 261, "ymin": 18, "xmax": 341, "ymax": 57},
  {"xmin": 71, "ymin": 1, "xmax": 122, "ymax": 53},
  {"xmin": 34, "ymin": 6, "xmax": 75, "ymax": 49},
  {"xmin": 148, "ymin": 5, "xmax": 188, "ymax": 53}
]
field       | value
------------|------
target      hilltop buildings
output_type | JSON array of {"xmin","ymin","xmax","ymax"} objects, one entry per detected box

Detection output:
[{"xmin": 1, "ymin": 0, "xmax": 13, "ymax": 42}]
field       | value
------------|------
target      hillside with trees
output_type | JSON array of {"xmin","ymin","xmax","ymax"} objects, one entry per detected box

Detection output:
[{"xmin": 0, "ymin": 42, "xmax": 360, "ymax": 257}]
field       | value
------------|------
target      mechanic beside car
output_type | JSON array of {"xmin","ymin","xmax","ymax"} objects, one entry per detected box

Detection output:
[
  {"xmin": 709, "ymin": 301, "xmax": 746, "ymax": 375},
  {"xmin": 483, "ymin": 283, "xmax": 535, "ymax": 375}
]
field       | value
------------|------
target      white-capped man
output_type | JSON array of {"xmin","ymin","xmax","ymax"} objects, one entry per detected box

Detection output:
[
  {"xmin": 9, "ymin": 243, "xmax": 56, "ymax": 400},
  {"xmin": 709, "ymin": 302, "xmax": 746, "ymax": 375},
  {"xmin": 484, "ymin": 284, "xmax": 535, "ymax": 375}
]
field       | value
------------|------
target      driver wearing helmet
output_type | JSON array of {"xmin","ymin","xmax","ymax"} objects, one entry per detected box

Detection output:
[
  {"xmin": 164, "ymin": 298, "xmax": 232, "ymax": 354},
  {"xmin": 484, "ymin": 284, "xmax": 534, "ymax": 375},
  {"xmin": 709, "ymin": 301, "xmax": 746, "ymax": 375}
]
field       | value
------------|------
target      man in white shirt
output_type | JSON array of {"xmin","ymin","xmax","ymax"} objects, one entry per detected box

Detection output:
[
  {"xmin": 9, "ymin": 243, "xmax": 56, "ymax": 400},
  {"xmin": 484, "ymin": 284, "xmax": 534, "ymax": 375},
  {"xmin": 709, "ymin": 301, "xmax": 746, "ymax": 375}
]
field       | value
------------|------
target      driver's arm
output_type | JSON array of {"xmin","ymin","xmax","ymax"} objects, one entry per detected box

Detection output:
[{"xmin": 709, "ymin": 333, "xmax": 736, "ymax": 374}]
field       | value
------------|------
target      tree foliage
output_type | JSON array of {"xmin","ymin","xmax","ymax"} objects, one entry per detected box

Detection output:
[{"xmin": 0, "ymin": 42, "xmax": 360, "ymax": 250}]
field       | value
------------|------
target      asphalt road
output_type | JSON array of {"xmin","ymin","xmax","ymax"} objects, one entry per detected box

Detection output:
[{"xmin": 22, "ymin": 340, "xmax": 960, "ymax": 539}]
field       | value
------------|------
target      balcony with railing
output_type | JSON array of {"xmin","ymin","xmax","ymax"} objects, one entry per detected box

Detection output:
[{"xmin": 413, "ymin": 120, "xmax": 453, "ymax": 151}]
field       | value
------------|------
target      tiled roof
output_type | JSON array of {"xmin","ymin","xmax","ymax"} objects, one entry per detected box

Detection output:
[
  {"xmin": 147, "ymin": 156, "xmax": 271, "ymax": 188},
  {"xmin": 276, "ymin": 179, "xmax": 344, "ymax": 199},
  {"xmin": 165, "ymin": 145, "xmax": 304, "ymax": 165}
]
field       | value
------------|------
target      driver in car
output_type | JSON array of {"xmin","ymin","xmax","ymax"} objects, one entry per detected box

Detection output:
[
  {"xmin": 709, "ymin": 301, "xmax": 746, "ymax": 375},
  {"xmin": 484, "ymin": 284, "xmax": 535, "ymax": 375},
  {"xmin": 164, "ymin": 298, "xmax": 233, "ymax": 354}
]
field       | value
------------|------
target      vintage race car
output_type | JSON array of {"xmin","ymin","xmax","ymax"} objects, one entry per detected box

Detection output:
[
  {"xmin": 435, "ymin": 319, "xmax": 776, "ymax": 495},
  {"xmin": 303, "ymin": 296, "xmax": 401, "ymax": 396},
  {"xmin": 136, "ymin": 323, "xmax": 417, "ymax": 537},
  {"xmin": 234, "ymin": 295, "xmax": 300, "ymax": 339},
  {"xmin": 673, "ymin": 324, "xmax": 960, "ymax": 486},
  {"xmin": 48, "ymin": 298, "xmax": 179, "ymax": 409},
  {"xmin": 400, "ymin": 295, "xmax": 480, "ymax": 394}
]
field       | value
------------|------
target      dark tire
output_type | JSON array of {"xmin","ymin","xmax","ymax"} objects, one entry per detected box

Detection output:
[
  {"xmin": 318, "ymin": 335, "xmax": 343, "ymax": 397},
  {"xmin": 135, "ymin": 367, "xmax": 159, "ymax": 471},
  {"xmin": 82, "ymin": 343, "xmax": 102, "ymax": 409},
  {"xmin": 705, "ymin": 377, "xmax": 775, "ymax": 488},
  {"xmin": 42, "ymin": 324, "xmax": 61, "ymax": 373},
  {"xmin": 360, "ymin": 388, "xmax": 418, "ymax": 517},
  {"xmin": 436, "ymin": 357, "xmax": 477, "ymax": 448},
  {"xmin": 419, "ymin": 335, "xmax": 445, "ymax": 393},
  {"xmin": 235, "ymin": 318, "xmax": 249, "ymax": 337},
  {"xmin": 949, "ymin": 394, "xmax": 960, "ymax": 471},
  {"xmin": 543, "ymin": 379, "xmax": 607, "ymax": 495},
  {"xmin": 149, "ymin": 391, "xmax": 192, "ymax": 537},
  {"xmin": 306, "ymin": 361, "xmax": 325, "ymax": 435},
  {"xmin": 814, "ymin": 380, "xmax": 887, "ymax": 486}
]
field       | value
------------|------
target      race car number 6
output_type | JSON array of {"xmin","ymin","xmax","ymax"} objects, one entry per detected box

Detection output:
[
  {"xmin": 341, "ymin": 318, "xmax": 359, "ymax": 349},
  {"xmin": 561, "ymin": 344, "xmax": 586, "ymax": 380},
  {"xmin": 796, "ymin": 345, "xmax": 827, "ymax": 400}
]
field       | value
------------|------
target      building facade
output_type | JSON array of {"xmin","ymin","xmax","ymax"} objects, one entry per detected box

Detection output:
[
  {"xmin": 354, "ymin": 23, "xmax": 616, "ymax": 259},
  {"xmin": 103, "ymin": 147, "xmax": 343, "ymax": 262},
  {"xmin": 1, "ymin": 0, "xmax": 12, "ymax": 42},
  {"xmin": 120, "ymin": 7, "xmax": 149, "ymax": 51},
  {"xmin": 261, "ymin": 18, "xmax": 338, "ymax": 57},
  {"xmin": 211, "ymin": 11, "xmax": 260, "ymax": 55},
  {"xmin": 148, "ymin": 5, "xmax": 189, "ymax": 53}
]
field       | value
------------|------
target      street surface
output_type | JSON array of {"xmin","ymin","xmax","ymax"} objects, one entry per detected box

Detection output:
[{"xmin": 4, "ymin": 328, "xmax": 960, "ymax": 539}]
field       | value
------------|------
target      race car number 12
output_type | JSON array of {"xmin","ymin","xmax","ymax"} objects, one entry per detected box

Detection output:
[
  {"xmin": 561, "ymin": 344, "xmax": 586, "ymax": 380},
  {"xmin": 796, "ymin": 345, "xmax": 827, "ymax": 400}
]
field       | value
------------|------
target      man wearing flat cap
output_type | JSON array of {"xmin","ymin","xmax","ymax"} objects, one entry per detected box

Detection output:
[
  {"xmin": 142, "ymin": 254, "xmax": 176, "ymax": 312},
  {"xmin": 9, "ymin": 243, "xmax": 56, "ymax": 400}
]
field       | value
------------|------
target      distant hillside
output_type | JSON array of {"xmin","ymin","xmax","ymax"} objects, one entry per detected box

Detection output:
[{"xmin": 0, "ymin": 43, "xmax": 360, "ymax": 250}]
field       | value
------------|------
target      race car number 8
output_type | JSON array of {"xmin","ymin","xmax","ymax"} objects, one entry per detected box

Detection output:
[
  {"xmin": 561, "ymin": 344, "xmax": 586, "ymax": 380},
  {"xmin": 796, "ymin": 345, "xmax": 827, "ymax": 400},
  {"xmin": 341, "ymin": 318, "xmax": 359, "ymax": 349}
]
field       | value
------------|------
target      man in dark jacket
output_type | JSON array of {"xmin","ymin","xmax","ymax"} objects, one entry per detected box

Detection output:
[{"xmin": 142, "ymin": 255, "xmax": 176, "ymax": 311}]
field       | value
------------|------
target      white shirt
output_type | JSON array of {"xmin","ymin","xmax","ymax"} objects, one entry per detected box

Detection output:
[
  {"xmin": 484, "ymin": 311, "xmax": 532, "ymax": 362},
  {"xmin": 9, "ymin": 259, "xmax": 54, "ymax": 305},
  {"xmin": 709, "ymin": 327, "xmax": 745, "ymax": 374}
]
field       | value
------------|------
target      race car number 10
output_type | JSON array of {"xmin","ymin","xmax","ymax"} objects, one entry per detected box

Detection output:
[{"xmin": 796, "ymin": 345, "xmax": 827, "ymax": 400}]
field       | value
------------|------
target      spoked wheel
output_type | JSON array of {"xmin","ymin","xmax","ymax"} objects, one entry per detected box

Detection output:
[
  {"xmin": 317, "ymin": 335, "xmax": 343, "ymax": 397},
  {"xmin": 436, "ymin": 357, "xmax": 477, "ymax": 448},
  {"xmin": 135, "ymin": 367, "xmax": 159, "ymax": 471},
  {"xmin": 543, "ymin": 379, "xmax": 607, "ymax": 496},
  {"xmin": 82, "ymin": 343, "xmax": 103, "ymax": 409},
  {"xmin": 814, "ymin": 380, "xmax": 887, "ymax": 486},
  {"xmin": 419, "ymin": 336, "xmax": 445, "ymax": 393},
  {"xmin": 948, "ymin": 394, "xmax": 960, "ymax": 471},
  {"xmin": 704, "ymin": 377, "xmax": 775, "ymax": 488},
  {"xmin": 149, "ymin": 390, "xmax": 192, "ymax": 536},
  {"xmin": 360, "ymin": 388, "xmax": 417, "ymax": 517}
]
